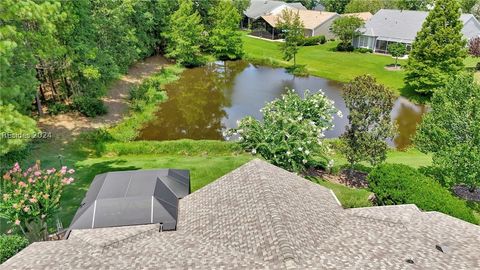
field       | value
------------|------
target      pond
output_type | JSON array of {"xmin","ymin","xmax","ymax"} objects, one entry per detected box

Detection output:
[{"xmin": 138, "ymin": 61, "xmax": 426, "ymax": 149}]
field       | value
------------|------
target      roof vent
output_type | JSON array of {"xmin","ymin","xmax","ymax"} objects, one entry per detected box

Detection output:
[
  {"xmin": 405, "ymin": 259, "xmax": 415, "ymax": 264},
  {"xmin": 436, "ymin": 244, "xmax": 449, "ymax": 253}
]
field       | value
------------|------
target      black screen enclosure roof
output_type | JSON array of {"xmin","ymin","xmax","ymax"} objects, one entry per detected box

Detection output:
[{"xmin": 69, "ymin": 169, "xmax": 190, "ymax": 231}]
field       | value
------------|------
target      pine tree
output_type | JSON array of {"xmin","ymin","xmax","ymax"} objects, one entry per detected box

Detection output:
[
  {"xmin": 209, "ymin": 1, "xmax": 244, "ymax": 60},
  {"xmin": 165, "ymin": 0, "xmax": 205, "ymax": 67},
  {"xmin": 405, "ymin": 0, "xmax": 467, "ymax": 94}
]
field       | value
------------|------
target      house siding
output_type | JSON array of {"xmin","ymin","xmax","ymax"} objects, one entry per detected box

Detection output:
[{"xmin": 312, "ymin": 15, "xmax": 339, "ymax": 39}]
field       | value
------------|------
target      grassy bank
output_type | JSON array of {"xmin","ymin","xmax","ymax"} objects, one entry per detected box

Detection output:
[
  {"xmin": 243, "ymin": 34, "xmax": 407, "ymax": 92},
  {"xmin": 244, "ymin": 34, "xmax": 479, "ymax": 100}
]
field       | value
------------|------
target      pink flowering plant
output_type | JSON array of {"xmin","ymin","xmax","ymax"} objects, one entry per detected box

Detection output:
[{"xmin": 0, "ymin": 161, "xmax": 75, "ymax": 241}]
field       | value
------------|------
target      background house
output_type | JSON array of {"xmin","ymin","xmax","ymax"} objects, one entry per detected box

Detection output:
[
  {"xmin": 242, "ymin": 0, "xmax": 306, "ymax": 28},
  {"xmin": 341, "ymin": 12, "xmax": 373, "ymax": 22},
  {"xmin": 353, "ymin": 9, "xmax": 480, "ymax": 54},
  {"xmin": 253, "ymin": 9, "xmax": 339, "ymax": 39}
]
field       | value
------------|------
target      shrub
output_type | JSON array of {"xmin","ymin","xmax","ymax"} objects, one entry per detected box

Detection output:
[
  {"xmin": 47, "ymin": 102, "xmax": 71, "ymax": 115},
  {"xmin": 302, "ymin": 35, "xmax": 326, "ymax": 46},
  {"xmin": 0, "ymin": 234, "xmax": 29, "ymax": 263},
  {"xmin": 0, "ymin": 162, "xmax": 75, "ymax": 241},
  {"xmin": 368, "ymin": 164, "xmax": 477, "ymax": 224},
  {"xmin": 72, "ymin": 96, "xmax": 107, "ymax": 117},
  {"xmin": 228, "ymin": 89, "xmax": 339, "ymax": 172},
  {"xmin": 355, "ymin": 48, "xmax": 372, "ymax": 53},
  {"xmin": 336, "ymin": 43, "xmax": 354, "ymax": 52}
]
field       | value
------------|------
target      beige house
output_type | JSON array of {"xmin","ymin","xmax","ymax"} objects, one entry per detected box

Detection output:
[
  {"xmin": 341, "ymin": 12, "xmax": 373, "ymax": 22},
  {"xmin": 253, "ymin": 9, "xmax": 339, "ymax": 39}
]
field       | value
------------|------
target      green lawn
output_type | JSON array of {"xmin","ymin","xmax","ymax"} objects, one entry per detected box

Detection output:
[
  {"xmin": 315, "ymin": 179, "xmax": 373, "ymax": 208},
  {"xmin": 330, "ymin": 147, "xmax": 432, "ymax": 169},
  {"xmin": 243, "ymin": 35, "xmax": 407, "ymax": 92}
]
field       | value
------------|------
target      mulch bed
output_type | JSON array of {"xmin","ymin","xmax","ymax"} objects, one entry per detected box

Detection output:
[
  {"xmin": 453, "ymin": 185, "xmax": 480, "ymax": 202},
  {"xmin": 384, "ymin": 65, "xmax": 402, "ymax": 71},
  {"xmin": 306, "ymin": 168, "xmax": 368, "ymax": 188}
]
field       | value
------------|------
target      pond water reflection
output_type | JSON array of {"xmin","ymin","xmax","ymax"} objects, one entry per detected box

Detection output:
[{"xmin": 138, "ymin": 61, "xmax": 425, "ymax": 149}]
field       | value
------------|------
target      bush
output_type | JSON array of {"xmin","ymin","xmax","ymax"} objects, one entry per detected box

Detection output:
[
  {"xmin": 1, "ymin": 162, "xmax": 76, "ymax": 241},
  {"xmin": 355, "ymin": 48, "xmax": 373, "ymax": 53},
  {"xmin": 47, "ymin": 102, "xmax": 71, "ymax": 115},
  {"xmin": 368, "ymin": 164, "xmax": 478, "ymax": 224},
  {"xmin": 476, "ymin": 62, "xmax": 480, "ymax": 71},
  {"xmin": 228, "ymin": 89, "xmax": 339, "ymax": 172},
  {"xmin": 72, "ymin": 96, "xmax": 107, "ymax": 117},
  {"xmin": 336, "ymin": 43, "xmax": 354, "ymax": 52},
  {"xmin": 302, "ymin": 35, "xmax": 326, "ymax": 46},
  {"xmin": 0, "ymin": 234, "xmax": 29, "ymax": 263}
]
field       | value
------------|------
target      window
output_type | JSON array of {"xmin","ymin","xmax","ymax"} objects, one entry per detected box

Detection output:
[{"xmin": 358, "ymin": 36, "xmax": 369, "ymax": 48}]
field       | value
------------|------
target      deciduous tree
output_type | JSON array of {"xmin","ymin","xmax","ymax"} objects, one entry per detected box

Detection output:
[
  {"xmin": 405, "ymin": 0, "xmax": 467, "ymax": 94},
  {"xmin": 340, "ymin": 75, "xmax": 396, "ymax": 171},
  {"xmin": 331, "ymin": 16, "xmax": 364, "ymax": 51},
  {"xmin": 387, "ymin": 43, "xmax": 406, "ymax": 68},
  {"xmin": 209, "ymin": 1, "xmax": 244, "ymax": 60},
  {"xmin": 165, "ymin": 0, "xmax": 205, "ymax": 67},
  {"xmin": 276, "ymin": 9, "xmax": 304, "ymax": 67},
  {"xmin": 415, "ymin": 74, "xmax": 480, "ymax": 192}
]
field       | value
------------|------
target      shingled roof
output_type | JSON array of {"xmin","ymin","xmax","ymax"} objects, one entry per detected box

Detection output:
[{"xmin": 2, "ymin": 160, "xmax": 480, "ymax": 269}]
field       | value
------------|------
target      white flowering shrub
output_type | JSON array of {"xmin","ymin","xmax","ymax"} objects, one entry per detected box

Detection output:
[{"xmin": 228, "ymin": 89, "xmax": 339, "ymax": 172}]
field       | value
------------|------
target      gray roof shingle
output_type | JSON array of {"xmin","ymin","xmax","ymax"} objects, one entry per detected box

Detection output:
[
  {"xmin": 2, "ymin": 159, "xmax": 480, "ymax": 269},
  {"xmin": 244, "ymin": 0, "xmax": 306, "ymax": 19},
  {"xmin": 362, "ymin": 9, "xmax": 480, "ymax": 43}
]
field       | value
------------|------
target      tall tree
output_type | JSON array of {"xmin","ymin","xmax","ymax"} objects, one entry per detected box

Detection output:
[
  {"xmin": 233, "ymin": 0, "xmax": 251, "ymax": 13},
  {"xmin": 165, "ymin": 0, "xmax": 205, "ymax": 67},
  {"xmin": 209, "ymin": 1, "xmax": 244, "ymax": 60},
  {"xmin": 276, "ymin": 9, "xmax": 304, "ymax": 67},
  {"xmin": 462, "ymin": 0, "xmax": 477, "ymax": 12},
  {"xmin": 415, "ymin": 74, "xmax": 480, "ymax": 192},
  {"xmin": 344, "ymin": 0, "xmax": 384, "ymax": 14},
  {"xmin": 340, "ymin": 75, "xmax": 396, "ymax": 172},
  {"xmin": 322, "ymin": 0, "xmax": 351, "ymax": 14},
  {"xmin": 396, "ymin": 0, "xmax": 434, "ymax": 10},
  {"xmin": 405, "ymin": 0, "xmax": 467, "ymax": 94},
  {"xmin": 0, "ymin": 0, "xmax": 62, "ymax": 113},
  {"xmin": 331, "ymin": 16, "xmax": 364, "ymax": 51}
]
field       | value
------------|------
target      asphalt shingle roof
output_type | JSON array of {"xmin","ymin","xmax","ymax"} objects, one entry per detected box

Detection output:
[
  {"xmin": 2, "ymin": 159, "xmax": 480, "ymax": 269},
  {"xmin": 244, "ymin": 0, "xmax": 306, "ymax": 19},
  {"xmin": 362, "ymin": 9, "xmax": 479, "ymax": 43}
]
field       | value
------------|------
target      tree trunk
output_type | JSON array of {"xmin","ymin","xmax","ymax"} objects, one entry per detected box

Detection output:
[{"xmin": 35, "ymin": 92, "xmax": 43, "ymax": 116}]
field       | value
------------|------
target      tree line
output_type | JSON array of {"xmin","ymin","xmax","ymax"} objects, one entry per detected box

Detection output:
[{"xmin": 0, "ymin": 0, "xmax": 245, "ymax": 157}]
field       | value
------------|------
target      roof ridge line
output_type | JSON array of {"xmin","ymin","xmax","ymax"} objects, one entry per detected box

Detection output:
[{"xmin": 253, "ymin": 160, "xmax": 298, "ymax": 268}]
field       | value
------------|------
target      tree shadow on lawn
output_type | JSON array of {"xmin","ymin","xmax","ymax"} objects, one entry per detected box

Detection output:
[{"xmin": 59, "ymin": 159, "xmax": 140, "ymax": 228}]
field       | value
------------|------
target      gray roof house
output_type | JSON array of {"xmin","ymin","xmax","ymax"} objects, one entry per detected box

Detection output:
[
  {"xmin": 354, "ymin": 9, "xmax": 480, "ymax": 53},
  {"xmin": 242, "ymin": 0, "xmax": 306, "ymax": 28},
  {"xmin": 2, "ymin": 160, "xmax": 480, "ymax": 269}
]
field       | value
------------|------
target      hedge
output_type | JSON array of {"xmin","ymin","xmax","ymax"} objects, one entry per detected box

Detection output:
[
  {"xmin": 0, "ymin": 234, "xmax": 29, "ymax": 263},
  {"xmin": 368, "ymin": 163, "xmax": 478, "ymax": 224}
]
